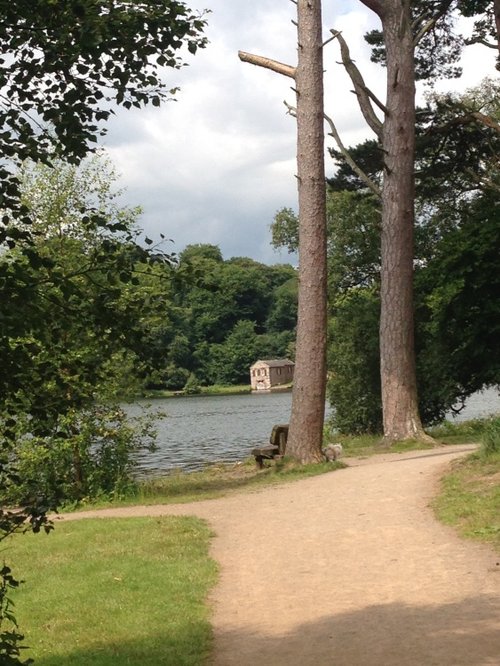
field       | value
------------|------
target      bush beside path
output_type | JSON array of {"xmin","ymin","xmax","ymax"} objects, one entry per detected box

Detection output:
[{"xmin": 60, "ymin": 444, "xmax": 500, "ymax": 666}]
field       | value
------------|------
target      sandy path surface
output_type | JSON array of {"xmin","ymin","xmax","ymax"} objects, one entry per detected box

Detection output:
[{"xmin": 60, "ymin": 445, "xmax": 500, "ymax": 665}]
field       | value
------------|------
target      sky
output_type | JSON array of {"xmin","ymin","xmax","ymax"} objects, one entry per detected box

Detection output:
[{"xmin": 103, "ymin": 1, "xmax": 495, "ymax": 266}]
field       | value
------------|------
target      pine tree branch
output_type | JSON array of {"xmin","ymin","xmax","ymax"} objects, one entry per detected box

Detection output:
[
  {"xmin": 358, "ymin": 0, "xmax": 384, "ymax": 17},
  {"xmin": 284, "ymin": 100, "xmax": 381, "ymax": 198},
  {"xmin": 471, "ymin": 110, "xmax": 500, "ymax": 134},
  {"xmin": 465, "ymin": 37, "xmax": 497, "ymax": 49},
  {"xmin": 412, "ymin": 1, "xmax": 453, "ymax": 47},
  {"xmin": 330, "ymin": 30, "xmax": 384, "ymax": 138},
  {"xmin": 238, "ymin": 51, "xmax": 296, "ymax": 79},
  {"xmin": 425, "ymin": 110, "xmax": 500, "ymax": 137}
]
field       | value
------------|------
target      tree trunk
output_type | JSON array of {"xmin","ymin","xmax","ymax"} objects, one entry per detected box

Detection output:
[
  {"xmin": 495, "ymin": 0, "xmax": 500, "ymax": 66},
  {"xmin": 286, "ymin": 0, "xmax": 328, "ymax": 463},
  {"xmin": 378, "ymin": 1, "xmax": 429, "ymax": 443}
]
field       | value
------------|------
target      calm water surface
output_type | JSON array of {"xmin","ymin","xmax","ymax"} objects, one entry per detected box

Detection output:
[
  {"xmin": 130, "ymin": 391, "xmax": 298, "ymax": 475},
  {"xmin": 130, "ymin": 387, "xmax": 500, "ymax": 476}
]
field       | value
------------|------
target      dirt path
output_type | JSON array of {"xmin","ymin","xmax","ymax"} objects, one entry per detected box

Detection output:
[{"xmin": 60, "ymin": 445, "xmax": 500, "ymax": 665}]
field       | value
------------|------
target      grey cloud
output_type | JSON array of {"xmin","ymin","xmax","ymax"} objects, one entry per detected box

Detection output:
[{"xmin": 101, "ymin": 0, "xmax": 486, "ymax": 265}]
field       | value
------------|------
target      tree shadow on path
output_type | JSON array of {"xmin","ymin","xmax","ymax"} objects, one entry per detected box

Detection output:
[{"xmin": 213, "ymin": 593, "xmax": 500, "ymax": 666}]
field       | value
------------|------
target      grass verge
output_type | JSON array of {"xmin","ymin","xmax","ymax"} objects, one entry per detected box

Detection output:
[
  {"xmin": 433, "ymin": 450, "xmax": 500, "ymax": 553},
  {"xmin": 141, "ymin": 383, "xmax": 294, "ymax": 398},
  {"xmin": 137, "ymin": 457, "xmax": 345, "ymax": 504},
  {"xmin": 325, "ymin": 418, "xmax": 487, "ymax": 458},
  {"xmin": 9, "ymin": 517, "xmax": 217, "ymax": 666},
  {"xmin": 141, "ymin": 384, "xmax": 253, "ymax": 399},
  {"xmin": 70, "ymin": 457, "xmax": 346, "ymax": 510}
]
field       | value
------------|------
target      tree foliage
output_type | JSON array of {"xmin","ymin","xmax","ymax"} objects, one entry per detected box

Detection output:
[
  {"xmin": 159, "ymin": 245, "xmax": 297, "ymax": 388},
  {"xmin": 0, "ymin": 0, "xmax": 207, "ymax": 236},
  {"xmin": 271, "ymin": 80, "xmax": 500, "ymax": 434},
  {"xmin": 363, "ymin": 0, "xmax": 499, "ymax": 79},
  {"xmin": 0, "ymin": 3, "xmax": 207, "ymax": 659}
]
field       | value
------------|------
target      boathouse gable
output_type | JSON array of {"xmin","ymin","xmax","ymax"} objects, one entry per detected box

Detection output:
[{"xmin": 250, "ymin": 359, "xmax": 294, "ymax": 391}]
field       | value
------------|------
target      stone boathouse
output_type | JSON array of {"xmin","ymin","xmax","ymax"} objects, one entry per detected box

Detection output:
[{"xmin": 250, "ymin": 359, "xmax": 295, "ymax": 391}]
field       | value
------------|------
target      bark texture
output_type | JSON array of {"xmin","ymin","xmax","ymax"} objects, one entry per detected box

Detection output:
[
  {"xmin": 378, "ymin": 1, "xmax": 429, "ymax": 443},
  {"xmin": 495, "ymin": 0, "xmax": 500, "ymax": 65},
  {"xmin": 286, "ymin": 0, "xmax": 327, "ymax": 463}
]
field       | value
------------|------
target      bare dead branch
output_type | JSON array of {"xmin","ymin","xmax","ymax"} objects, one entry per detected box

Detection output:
[
  {"xmin": 365, "ymin": 86, "xmax": 389, "ymax": 115},
  {"xmin": 238, "ymin": 51, "xmax": 296, "ymax": 79},
  {"xmin": 284, "ymin": 100, "xmax": 297, "ymax": 117},
  {"xmin": 323, "ymin": 112, "xmax": 381, "ymax": 197},
  {"xmin": 322, "ymin": 34, "xmax": 337, "ymax": 48},
  {"xmin": 330, "ymin": 30, "xmax": 384, "ymax": 138},
  {"xmin": 284, "ymin": 100, "xmax": 381, "ymax": 197}
]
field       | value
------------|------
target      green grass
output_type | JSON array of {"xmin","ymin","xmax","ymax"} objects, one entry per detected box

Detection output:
[
  {"xmin": 68, "ymin": 457, "xmax": 346, "ymax": 511},
  {"xmin": 427, "ymin": 418, "xmax": 493, "ymax": 444},
  {"xmin": 141, "ymin": 383, "xmax": 295, "ymax": 399},
  {"xmin": 433, "ymin": 418, "xmax": 500, "ymax": 553},
  {"xmin": 323, "ymin": 417, "xmax": 489, "ymax": 458},
  {"xmin": 8, "ymin": 517, "xmax": 218, "ymax": 666},
  {"xmin": 141, "ymin": 384, "xmax": 253, "ymax": 399},
  {"xmin": 433, "ymin": 450, "xmax": 500, "ymax": 552},
  {"xmin": 137, "ymin": 457, "xmax": 345, "ymax": 503}
]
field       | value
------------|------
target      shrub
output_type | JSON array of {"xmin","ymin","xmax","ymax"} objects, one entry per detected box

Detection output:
[
  {"xmin": 481, "ymin": 417, "xmax": 500, "ymax": 457},
  {"xmin": 1, "ymin": 404, "xmax": 157, "ymax": 506},
  {"xmin": 184, "ymin": 373, "xmax": 202, "ymax": 395}
]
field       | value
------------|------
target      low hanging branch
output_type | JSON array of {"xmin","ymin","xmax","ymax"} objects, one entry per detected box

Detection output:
[{"xmin": 237, "ymin": 51, "xmax": 296, "ymax": 79}]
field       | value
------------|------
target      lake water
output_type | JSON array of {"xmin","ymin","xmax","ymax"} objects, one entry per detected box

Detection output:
[
  {"xmin": 130, "ymin": 391, "xmax": 297, "ymax": 476},
  {"xmin": 130, "ymin": 387, "xmax": 500, "ymax": 476}
]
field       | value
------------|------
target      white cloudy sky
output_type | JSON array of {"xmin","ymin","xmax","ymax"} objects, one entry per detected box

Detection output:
[{"xmin": 103, "ymin": 1, "xmax": 495, "ymax": 265}]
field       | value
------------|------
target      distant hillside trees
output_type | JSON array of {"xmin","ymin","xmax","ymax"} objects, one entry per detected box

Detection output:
[{"xmin": 142, "ymin": 244, "xmax": 298, "ymax": 390}]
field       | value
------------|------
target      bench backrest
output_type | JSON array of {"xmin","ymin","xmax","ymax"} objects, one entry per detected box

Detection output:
[{"xmin": 269, "ymin": 424, "xmax": 289, "ymax": 456}]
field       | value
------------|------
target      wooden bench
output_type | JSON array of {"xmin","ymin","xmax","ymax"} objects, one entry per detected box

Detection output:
[{"xmin": 252, "ymin": 424, "xmax": 289, "ymax": 469}]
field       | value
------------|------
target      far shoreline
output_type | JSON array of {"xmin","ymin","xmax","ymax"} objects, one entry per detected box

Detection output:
[{"xmin": 138, "ymin": 383, "xmax": 294, "ymax": 400}]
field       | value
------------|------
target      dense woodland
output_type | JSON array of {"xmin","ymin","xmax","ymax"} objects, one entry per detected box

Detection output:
[
  {"xmin": 140, "ymin": 243, "xmax": 298, "ymax": 391},
  {"xmin": 5, "ymin": 158, "xmax": 299, "ymax": 396}
]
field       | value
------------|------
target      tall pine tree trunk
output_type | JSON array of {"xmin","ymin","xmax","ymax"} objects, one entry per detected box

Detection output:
[
  {"xmin": 238, "ymin": 0, "xmax": 327, "ymax": 462},
  {"xmin": 286, "ymin": 0, "xmax": 327, "ymax": 462},
  {"xmin": 378, "ymin": 0, "xmax": 429, "ymax": 443}
]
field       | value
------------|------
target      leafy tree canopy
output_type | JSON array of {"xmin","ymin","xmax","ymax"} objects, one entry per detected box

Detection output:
[
  {"xmin": 0, "ymin": 0, "xmax": 207, "ymax": 237},
  {"xmin": 0, "ymin": 4, "xmax": 207, "ymax": 658}
]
